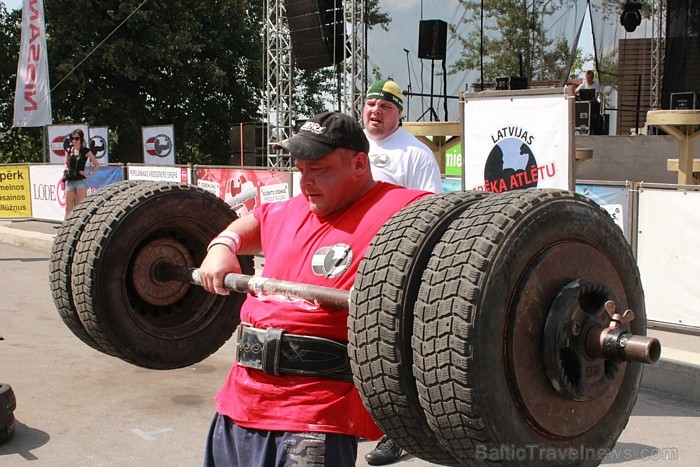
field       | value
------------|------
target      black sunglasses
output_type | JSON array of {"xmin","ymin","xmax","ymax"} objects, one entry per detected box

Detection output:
[{"xmin": 71, "ymin": 137, "xmax": 81, "ymax": 141}]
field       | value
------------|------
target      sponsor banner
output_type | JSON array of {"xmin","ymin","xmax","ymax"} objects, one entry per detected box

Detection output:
[
  {"xmin": 13, "ymin": 0, "xmax": 52, "ymax": 127},
  {"xmin": 29, "ymin": 165, "xmax": 124, "ymax": 221},
  {"xmin": 48, "ymin": 123, "xmax": 89, "ymax": 164},
  {"xmin": 0, "ymin": 165, "xmax": 32, "ymax": 218},
  {"xmin": 195, "ymin": 168, "xmax": 292, "ymax": 217},
  {"xmin": 463, "ymin": 94, "xmax": 571, "ymax": 192},
  {"xmin": 127, "ymin": 165, "xmax": 191, "ymax": 183},
  {"xmin": 445, "ymin": 142, "xmax": 462, "ymax": 177},
  {"xmin": 142, "ymin": 125, "xmax": 175, "ymax": 165},
  {"xmin": 575, "ymin": 183, "xmax": 631, "ymax": 242},
  {"xmin": 89, "ymin": 126, "xmax": 109, "ymax": 162}
]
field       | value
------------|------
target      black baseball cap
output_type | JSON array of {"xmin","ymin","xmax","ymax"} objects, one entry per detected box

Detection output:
[{"xmin": 274, "ymin": 111, "xmax": 370, "ymax": 160}]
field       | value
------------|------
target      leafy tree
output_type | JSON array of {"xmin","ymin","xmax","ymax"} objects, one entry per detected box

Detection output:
[
  {"xmin": 1, "ymin": 0, "xmax": 390, "ymax": 164},
  {"xmin": 450, "ymin": 0, "xmax": 582, "ymax": 85},
  {"xmin": 41, "ymin": 0, "xmax": 266, "ymax": 164}
]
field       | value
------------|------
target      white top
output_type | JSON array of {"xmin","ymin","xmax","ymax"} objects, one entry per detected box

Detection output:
[
  {"xmin": 576, "ymin": 82, "xmax": 601, "ymax": 93},
  {"xmin": 365, "ymin": 127, "xmax": 443, "ymax": 193}
]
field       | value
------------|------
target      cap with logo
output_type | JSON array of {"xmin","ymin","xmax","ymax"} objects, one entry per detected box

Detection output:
[
  {"xmin": 365, "ymin": 79, "xmax": 404, "ymax": 110},
  {"xmin": 274, "ymin": 111, "xmax": 369, "ymax": 160}
]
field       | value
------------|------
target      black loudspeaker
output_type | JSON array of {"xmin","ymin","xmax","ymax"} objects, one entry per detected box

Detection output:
[
  {"xmin": 509, "ymin": 76, "xmax": 528, "ymax": 90},
  {"xmin": 285, "ymin": 0, "xmax": 344, "ymax": 70},
  {"xmin": 418, "ymin": 19, "xmax": 447, "ymax": 61},
  {"xmin": 670, "ymin": 92, "xmax": 696, "ymax": 109},
  {"xmin": 229, "ymin": 123, "xmax": 268, "ymax": 166}
]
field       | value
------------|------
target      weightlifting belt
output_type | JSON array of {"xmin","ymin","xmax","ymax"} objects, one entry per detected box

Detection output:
[{"xmin": 235, "ymin": 324, "xmax": 353, "ymax": 382}]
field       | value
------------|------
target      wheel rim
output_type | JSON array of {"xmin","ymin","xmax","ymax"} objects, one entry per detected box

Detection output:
[{"xmin": 506, "ymin": 241, "xmax": 628, "ymax": 438}]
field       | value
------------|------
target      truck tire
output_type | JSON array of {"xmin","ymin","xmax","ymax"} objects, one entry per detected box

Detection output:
[
  {"xmin": 349, "ymin": 191, "xmax": 489, "ymax": 465},
  {"xmin": 412, "ymin": 189, "xmax": 645, "ymax": 465}
]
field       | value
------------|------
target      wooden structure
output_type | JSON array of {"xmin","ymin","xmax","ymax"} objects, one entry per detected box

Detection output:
[
  {"xmin": 646, "ymin": 110, "xmax": 700, "ymax": 185},
  {"xmin": 402, "ymin": 121, "xmax": 461, "ymax": 174}
]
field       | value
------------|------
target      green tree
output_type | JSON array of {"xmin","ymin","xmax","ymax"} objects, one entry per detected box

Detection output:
[
  {"xmin": 450, "ymin": 0, "xmax": 583, "ymax": 85},
  {"xmin": 1, "ymin": 1, "xmax": 390, "ymax": 164},
  {"xmin": 41, "ymin": 0, "xmax": 265, "ymax": 164}
]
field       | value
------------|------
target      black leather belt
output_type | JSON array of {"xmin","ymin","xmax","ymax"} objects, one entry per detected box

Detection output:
[{"xmin": 235, "ymin": 324, "xmax": 353, "ymax": 382}]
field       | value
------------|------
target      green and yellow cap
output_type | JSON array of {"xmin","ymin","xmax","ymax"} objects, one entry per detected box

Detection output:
[{"xmin": 365, "ymin": 79, "xmax": 404, "ymax": 110}]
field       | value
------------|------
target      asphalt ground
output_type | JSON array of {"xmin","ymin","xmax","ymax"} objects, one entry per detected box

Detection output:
[{"xmin": 1, "ymin": 220, "xmax": 700, "ymax": 466}]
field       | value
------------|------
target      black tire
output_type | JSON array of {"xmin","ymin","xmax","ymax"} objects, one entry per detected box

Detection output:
[
  {"xmin": 349, "ymin": 191, "xmax": 490, "ymax": 465},
  {"xmin": 0, "ymin": 383, "xmax": 16, "ymax": 445},
  {"xmin": 50, "ymin": 181, "xmax": 141, "ymax": 352},
  {"xmin": 71, "ymin": 182, "xmax": 253, "ymax": 369},
  {"xmin": 412, "ymin": 189, "xmax": 645, "ymax": 466}
]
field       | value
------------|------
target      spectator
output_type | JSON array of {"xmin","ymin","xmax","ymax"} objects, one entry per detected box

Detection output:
[
  {"xmin": 63, "ymin": 129, "xmax": 99, "ymax": 218},
  {"xmin": 362, "ymin": 78, "xmax": 443, "ymax": 465},
  {"xmin": 197, "ymin": 111, "xmax": 430, "ymax": 466},
  {"xmin": 363, "ymin": 79, "xmax": 443, "ymax": 193},
  {"xmin": 576, "ymin": 70, "xmax": 601, "ymax": 99}
]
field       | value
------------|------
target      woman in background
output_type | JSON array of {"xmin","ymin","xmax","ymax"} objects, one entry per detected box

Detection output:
[{"xmin": 63, "ymin": 129, "xmax": 99, "ymax": 218}]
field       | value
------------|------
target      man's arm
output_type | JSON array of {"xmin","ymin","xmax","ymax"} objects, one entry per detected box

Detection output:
[{"xmin": 198, "ymin": 213, "xmax": 262, "ymax": 295}]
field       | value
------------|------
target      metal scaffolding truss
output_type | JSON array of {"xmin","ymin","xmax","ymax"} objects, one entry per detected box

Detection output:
[
  {"xmin": 264, "ymin": 0, "xmax": 366, "ymax": 168},
  {"xmin": 265, "ymin": 0, "xmax": 293, "ymax": 168},
  {"xmin": 341, "ymin": 0, "xmax": 366, "ymax": 120}
]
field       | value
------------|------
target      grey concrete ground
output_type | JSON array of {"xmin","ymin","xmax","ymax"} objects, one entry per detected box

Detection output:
[{"xmin": 1, "ymin": 221, "xmax": 700, "ymax": 466}]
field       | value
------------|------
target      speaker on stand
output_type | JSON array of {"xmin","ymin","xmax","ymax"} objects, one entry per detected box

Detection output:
[{"xmin": 417, "ymin": 19, "xmax": 447, "ymax": 121}]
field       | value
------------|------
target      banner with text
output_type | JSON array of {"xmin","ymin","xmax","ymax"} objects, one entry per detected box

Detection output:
[
  {"xmin": 196, "ymin": 168, "xmax": 292, "ymax": 217},
  {"xmin": 13, "ymin": 0, "xmax": 52, "ymax": 127},
  {"xmin": 142, "ymin": 125, "xmax": 175, "ymax": 165},
  {"xmin": 0, "ymin": 165, "xmax": 32, "ymax": 218},
  {"xmin": 462, "ymin": 93, "xmax": 571, "ymax": 192},
  {"xmin": 29, "ymin": 165, "xmax": 123, "ymax": 221},
  {"xmin": 127, "ymin": 165, "xmax": 191, "ymax": 184}
]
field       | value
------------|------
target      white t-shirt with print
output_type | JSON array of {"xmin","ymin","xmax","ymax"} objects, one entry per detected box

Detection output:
[{"xmin": 365, "ymin": 127, "xmax": 443, "ymax": 193}]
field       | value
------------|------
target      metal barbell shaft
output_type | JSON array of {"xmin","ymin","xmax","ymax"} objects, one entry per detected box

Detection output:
[{"xmin": 156, "ymin": 264, "xmax": 350, "ymax": 310}]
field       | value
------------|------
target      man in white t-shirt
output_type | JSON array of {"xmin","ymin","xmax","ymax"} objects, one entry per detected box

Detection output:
[
  {"xmin": 576, "ymin": 70, "xmax": 601, "ymax": 98},
  {"xmin": 362, "ymin": 80, "xmax": 442, "ymax": 466},
  {"xmin": 363, "ymin": 79, "xmax": 443, "ymax": 194}
]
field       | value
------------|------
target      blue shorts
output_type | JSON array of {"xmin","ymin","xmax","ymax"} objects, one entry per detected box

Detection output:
[
  {"xmin": 204, "ymin": 412, "xmax": 358, "ymax": 467},
  {"xmin": 65, "ymin": 179, "xmax": 88, "ymax": 191}
]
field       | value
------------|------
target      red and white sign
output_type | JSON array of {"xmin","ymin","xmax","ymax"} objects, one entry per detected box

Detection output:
[
  {"xmin": 196, "ymin": 168, "xmax": 292, "ymax": 217},
  {"xmin": 13, "ymin": 0, "xmax": 52, "ymax": 127},
  {"xmin": 47, "ymin": 124, "xmax": 89, "ymax": 164},
  {"xmin": 142, "ymin": 125, "xmax": 175, "ymax": 165}
]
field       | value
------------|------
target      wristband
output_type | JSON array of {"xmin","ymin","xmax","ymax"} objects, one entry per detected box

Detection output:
[{"xmin": 207, "ymin": 230, "xmax": 242, "ymax": 254}]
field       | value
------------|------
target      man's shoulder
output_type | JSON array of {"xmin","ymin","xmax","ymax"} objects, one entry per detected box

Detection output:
[
  {"xmin": 372, "ymin": 181, "xmax": 430, "ymax": 203},
  {"xmin": 394, "ymin": 128, "xmax": 433, "ymax": 154}
]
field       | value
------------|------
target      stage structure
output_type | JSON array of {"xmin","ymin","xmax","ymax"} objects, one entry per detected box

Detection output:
[
  {"xmin": 264, "ymin": 0, "xmax": 366, "ymax": 168},
  {"xmin": 650, "ymin": 0, "xmax": 665, "ymax": 110}
]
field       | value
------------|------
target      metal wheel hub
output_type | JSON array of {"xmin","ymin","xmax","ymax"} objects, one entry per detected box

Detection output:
[
  {"xmin": 543, "ymin": 279, "xmax": 620, "ymax": 402},
  {"xmin": 132, "ymin": 238, "xmax": 193, "ymax": 306}
]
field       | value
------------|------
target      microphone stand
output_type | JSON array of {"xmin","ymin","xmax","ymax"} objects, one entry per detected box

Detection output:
[{"xmin": 403, "ymin": 48, "xmax": 411, "ymax": 121}]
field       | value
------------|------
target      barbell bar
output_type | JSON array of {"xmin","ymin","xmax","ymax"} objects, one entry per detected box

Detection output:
[{"xmin": 156, "ymin": 261, "xmax": 661, "ymax": 366}]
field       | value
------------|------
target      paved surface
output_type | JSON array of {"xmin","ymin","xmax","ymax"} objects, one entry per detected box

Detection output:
[{"xmin": 1, "ymin": 218, "xmax": 700, "ymax": 466}]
